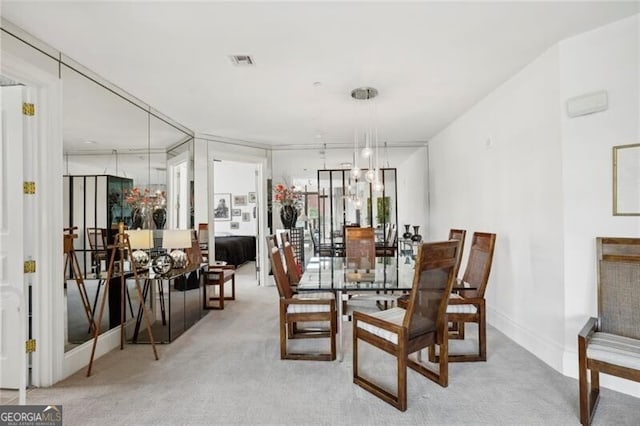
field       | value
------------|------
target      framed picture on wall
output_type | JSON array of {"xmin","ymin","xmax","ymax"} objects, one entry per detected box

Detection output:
[
  {"xmin": 232, "ymin": 208, "xmax": 242, "ymax": 217},
  {"xmin": 242, "ymin": 212, "xmax": 250, "ymax": 222},
  {"xmin": 234, "ymin": 195, "xmax": 247, "ymax": 206},
  {"xmin": 248, "ymin": 192, "xmax": 256, "ymax": 203},
  {"xmin": 230, "ymin": 222, "xmax": 240, "ymax": 229},
  {"xmin": 214, "ymin": 193, "xmax": 231, "ymax": 221}
]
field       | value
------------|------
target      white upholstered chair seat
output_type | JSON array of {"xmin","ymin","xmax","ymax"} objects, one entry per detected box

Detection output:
[
  {"xmin": 356, "ymin": 307, "xmax": 406, "ymax": 344},
  {"xmin": 287, "ymin": 292, "xmax": 335, "ymax": 313},
  {"xmin": 587, "ymin": 332, "xmax": 640, "ymax": 371},
  {"xmin": 446, "ymin": 293, "xmax": 478, "ymax": 314}
]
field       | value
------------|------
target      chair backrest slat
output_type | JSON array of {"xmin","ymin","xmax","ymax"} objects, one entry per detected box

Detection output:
[
  {"xmin": 461, "ymin": 232, "xmax": 496, "ymax": 297},
  {"xmin": 404, "ymin": 240, "xmax": 459, "ymax": 340},
  {"xmin": 267, "ymin": 236, "xmax": 293, "ymax": 299},
  {"xmin": 597, "ymin": 237, "xmax": 640, "ymax": 339},
  {"xmin": 283, "ymin": 242, "xmax": 301, "ymax": 284},
  {"xmin": 448, "ymin": 228, "xmax": 467, "ymax": 278}
]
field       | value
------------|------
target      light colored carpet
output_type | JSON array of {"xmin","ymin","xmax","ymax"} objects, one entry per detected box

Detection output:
[{"xmin": 2, "ymin": 262, "xmax": 639, "ymax": 425}]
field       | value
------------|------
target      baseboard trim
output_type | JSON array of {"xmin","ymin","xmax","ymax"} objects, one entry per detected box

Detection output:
[{"xmin": 487, "ymin": 305, "xmax": 564, "ymax": 371}]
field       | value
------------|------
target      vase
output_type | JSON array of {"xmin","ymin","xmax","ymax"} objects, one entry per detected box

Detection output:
[
  {"xmin": 280, "ymin": 205, "xmax": 298, "ymax": 229},
  {"xmin": 402, "ymin": 224, "xmax": 413, "ymax": 239},
  {"xmin": 152, "ymin": 207, "xmax": 166, "ymax": 229},
  {"xmin": 411, "ymin": 225, "xmax": 422, "ymax": 242},
  {"xmin": 131, "ymin": 206, "xmax": 152, "ymax": 230}
]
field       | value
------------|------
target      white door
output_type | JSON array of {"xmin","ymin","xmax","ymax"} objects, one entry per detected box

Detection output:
[
  {"xmin": 167, "ymin": 151, "xmax": 190, "ymax": 229},
  {"xmin": 0, "ymin": 86, "xmax": 26, "ymax": 389}
]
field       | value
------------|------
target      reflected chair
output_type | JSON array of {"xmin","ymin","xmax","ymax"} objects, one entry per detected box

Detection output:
[
  {"xmin": 445, "ymin": 232, "xmax": 496, "ymax": 362},
  {"xmin": 310, "ymin": 224, "xmax": 334, "ymax": 257},
  {"xmin": 87, "ymin": 227, "xmax": 108, "ymax": 273},
  {"xmin": 353, "ymin": 240, "xmax": 459, "ymax": 411},
  {"xmin": 578, "ymin": 237, "xmax": 640, "ymax": 426},
  {"xmin": 267, "ymin": 236, "xmax": 337, "ymax": 360},
  {"xmin": 376, "ymin": 224, "xmax": 398, "ymax": 257},
  {"xmin": 197, "ymin": 223, "xmax": 209, "ymax": 263}
]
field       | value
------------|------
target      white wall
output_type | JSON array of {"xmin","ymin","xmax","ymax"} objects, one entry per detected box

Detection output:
[
  {"xmin": 213, "ymin": 159, "xmax": 258, "ymax": 235},
  {"xmin": 559, "ymin": 15, "xmax": 640, "ymax": 395},
  {"xmin": 429, "ymin": 14, "xmax": 640, "ymax": 398},
  {"xmin": 429, "ymin": 45, "xmax": 566, "ymax": 369}
]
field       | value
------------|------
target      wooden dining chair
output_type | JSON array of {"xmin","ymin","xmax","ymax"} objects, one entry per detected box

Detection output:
[
  {"xmin": 345, "ymin": 227, "xmax": 375, "ymax": 270},
  {"xmin": 353, "ymin": 240, "xmax": 460, "ymax": 411},
  {"xmin": 445, "ymin": 232, "xmax": 496, "ymax": 362},
  {"xmin": 578, "ymin": 237, "xmax": 640, "ymax": 425},
  {"xmin": 267, "ymin": 237, "xmax": 337, "ymax": 361},
  {"xmin": 398, "ymin": 228, "xmax": 466, "ymax": 310}
]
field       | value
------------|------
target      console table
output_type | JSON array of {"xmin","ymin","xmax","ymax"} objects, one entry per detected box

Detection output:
[{"xmin": 132, "ymin": 264, "xmax": 205, "ymax": 343}]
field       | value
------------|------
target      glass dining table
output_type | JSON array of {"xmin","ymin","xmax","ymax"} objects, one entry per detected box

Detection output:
[{"xmin": 297, "ymin": 255, "xmax": 474, "ymax": 360}]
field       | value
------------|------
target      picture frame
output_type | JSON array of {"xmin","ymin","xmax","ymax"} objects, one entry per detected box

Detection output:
[
  {"xmin": 233, "ymin": 195, "xmax": 247, "ymax": 206},
  {"xmin": 231, "ymin": 208, "xmax": 242, "ymax": 217},
  {"xmin": 613, "ymin": 143, "xmax": 640, "ymax": 216},
  {"xmin": 214, "ymin": 193, "xmax": 231, "ymax": 221},
  {"xmin": 242, "ymin": 212, "xmax": 251, "ymax": 222},
  {"xmin": 230, "ymin": 222, "xmax": 240, "ymax": 230},
  {"xmin": 248, "ymin": 192, "xmax": 257, "ymax": 203}
]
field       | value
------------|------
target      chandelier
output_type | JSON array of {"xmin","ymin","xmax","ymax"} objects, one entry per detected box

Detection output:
[{"xmin": 350, "ymin": 86, "xmax": 384, "ymax": 193}]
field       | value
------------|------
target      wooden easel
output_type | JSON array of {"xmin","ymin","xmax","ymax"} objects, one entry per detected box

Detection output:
[
  {"xmin": 63, "ymin": 226, "xmax": 96, "ymax": 335},
  {"xmin": 87, "ymin": 223, "xmax": 159, "ymax": 377}
]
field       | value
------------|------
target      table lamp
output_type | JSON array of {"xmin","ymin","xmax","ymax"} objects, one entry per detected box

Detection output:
[{"xmin": 127, "ymin": 229, "xmax": 153, "ymax": 269}]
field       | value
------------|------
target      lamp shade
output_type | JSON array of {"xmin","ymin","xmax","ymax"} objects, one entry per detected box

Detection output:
[
  {"xmin": 127, "ymin": 229, "xmax": 154, "ymax": 250},
  {"xmin": 162, "ymin": 229, "xmax": 192, "ymax": 249}
]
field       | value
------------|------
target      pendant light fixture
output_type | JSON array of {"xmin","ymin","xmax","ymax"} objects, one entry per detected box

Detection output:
[{"xmin": 350, "ymin": 86, "xmax": 383, "ymax": 190}]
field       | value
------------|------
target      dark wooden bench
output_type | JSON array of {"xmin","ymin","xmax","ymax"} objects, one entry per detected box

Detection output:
[{"xmin": 203, "ymin": 265, "xmax": 236, "ymax": 310}]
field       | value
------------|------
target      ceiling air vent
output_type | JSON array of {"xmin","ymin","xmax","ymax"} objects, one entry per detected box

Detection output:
[{"xmin": 229, "ymin": 55, "xmax": 254, "ymax": 66}]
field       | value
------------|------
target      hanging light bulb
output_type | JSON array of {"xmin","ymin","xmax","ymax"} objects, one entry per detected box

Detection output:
[
  {"xmin": 353, "ymin": 197, "xmax": 362, "ymax": 208},
  {"xmin": 361, "ymin": 146, "xmax": 372, "ymax": 158},
  {"xmin": 351, "ymin": 166, "xmax": 361, "ymax": 179},
  {"xmin": 365, "ymin": 168, "xmax": 375, "ymax": 182},
  {"xmin": 374, "ymin": 179, "xmax": 384, "ymax": 192}
]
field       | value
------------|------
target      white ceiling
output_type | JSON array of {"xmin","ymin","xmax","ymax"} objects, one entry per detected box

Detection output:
[{"xmin": 2, "ymin": 1, "xmax": 638, "ymax": 149}]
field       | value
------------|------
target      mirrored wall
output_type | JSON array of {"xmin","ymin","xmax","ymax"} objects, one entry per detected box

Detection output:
[
  {"xmin": 60, "ymin": 61, "xmax": 194, "ymax": 351},
  {"xmin": 316, "ymin": 168, "xmax": 397, "ymax": 256}
]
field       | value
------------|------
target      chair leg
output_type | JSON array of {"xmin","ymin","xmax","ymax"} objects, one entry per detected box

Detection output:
[
  {"xmin": 397, "ymin": 349, "xmax": 407, "ymax": 412},
  {"xmin": 229, "ymin": 275, "xmax": 236, "ymax": 300},
  {"xmin": 578, "ymin": 338, "xmax": 600, "ymax": 426},
  {"xmin": 478, "ymin": 301, "xmax": 486, "ymax": 361},
  {"xmin": 279, "ymin": 305, "xmax": 287, "ymax": 360},
  {"xmin": 438, "ymin": 338, "xmax": 449, "ymax": 387}
]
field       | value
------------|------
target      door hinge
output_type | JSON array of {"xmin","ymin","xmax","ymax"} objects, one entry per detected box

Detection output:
[
  {"xmin": 22, "ymin": 103, "xmax": 35, "ymax": 116},
  {"xmin": 25, "ymin": 339, "xmax": 36, "ymax": 353},
  {"xmin": 24, "ymin": 260, "xmax": 36, "ymax": 274},
  {"xmin": 23, "ymin": 181, "xmax": 36, "ymax": 194}
]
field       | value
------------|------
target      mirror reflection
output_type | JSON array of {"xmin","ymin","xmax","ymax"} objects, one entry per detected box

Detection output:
[{"xmin": 62, "ymin": 64, "xmax": 193, "ymax": 351}]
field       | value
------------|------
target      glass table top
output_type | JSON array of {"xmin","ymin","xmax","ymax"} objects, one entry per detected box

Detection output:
[{"xmin": 298, "ymin": 256, "xmax": 475, "ymax": 292}]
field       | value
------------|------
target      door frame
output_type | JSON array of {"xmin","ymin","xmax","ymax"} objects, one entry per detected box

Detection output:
[
  {"xmin": 2, "ymin": 51, "xmax": 64, "ymax": 386},
  {"xmin": 197, "ymin": 138, "xmax": 269, "ymax": 286}
]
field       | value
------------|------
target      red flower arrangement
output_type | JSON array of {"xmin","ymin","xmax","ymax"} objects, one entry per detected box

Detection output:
[
  {"xmin": 273, "ymin": 183, "xmax": 302, "ymax": 208},
  {"xmin": 124, "ymin": 187, "xmax": 166, "ymax": 210}
]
